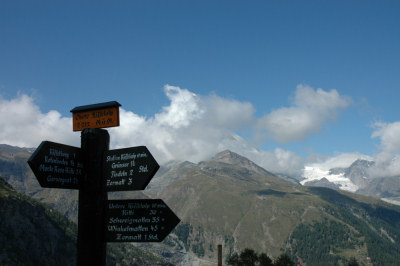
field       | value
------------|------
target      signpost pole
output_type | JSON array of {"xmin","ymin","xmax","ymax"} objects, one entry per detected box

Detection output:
[{"xmin": 77, "ymin": 128, "xmax": 109, "ymax": 266}]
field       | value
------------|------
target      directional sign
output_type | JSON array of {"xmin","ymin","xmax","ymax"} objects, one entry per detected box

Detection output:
[
  {"xmin": 105, "ymin": 199, "xmax": 180, "ymax": 242},
  {"xmin": 103, "ymin": 146, "xmax": 159, "ymax": 191},
  {"xmin": 27, "ymin": 141, "xmax": 84, "ymax": 189}
]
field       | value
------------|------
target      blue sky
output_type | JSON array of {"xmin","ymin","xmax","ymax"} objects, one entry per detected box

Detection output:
[{"xmin": 1, "ymin": 1, "xmax": 399, "ymax": 177}]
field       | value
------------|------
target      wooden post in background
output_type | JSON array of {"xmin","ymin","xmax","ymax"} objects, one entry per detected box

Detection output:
[{"xmin": 218, "ymin": 244, "xmax": 222, "ymax": 266}]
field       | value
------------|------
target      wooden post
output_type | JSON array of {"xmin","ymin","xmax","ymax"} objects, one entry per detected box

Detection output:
[
  {"xmin": 77, "ymin": 128, "xmax": 109, "ymax": 266},
  {"xmin": 218, "ymin": 244, "xmax": 222, "ymax": 266}
]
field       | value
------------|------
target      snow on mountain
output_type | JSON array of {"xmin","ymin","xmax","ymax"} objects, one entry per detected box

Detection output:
[{"xmin": 301, "ymin": 165, "xmax": 359, "ymax": 192}]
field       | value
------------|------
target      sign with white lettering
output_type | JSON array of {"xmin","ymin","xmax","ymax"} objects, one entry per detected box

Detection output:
[
  {"xmin": 103, "ymin": 146, "xmax": 159, "ymax": 191},
  {"xmin": 105, "ymin": 199, "xmax": 180, "ymax": 242},
  {"xmin": 28, "ymin": 141, "xmax": 84, "ymax": 189}
]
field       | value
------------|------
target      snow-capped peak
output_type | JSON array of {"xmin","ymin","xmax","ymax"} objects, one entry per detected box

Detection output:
[{"xmin": 301, "ymin": 165, "xmax": 359, "ymax": 192}]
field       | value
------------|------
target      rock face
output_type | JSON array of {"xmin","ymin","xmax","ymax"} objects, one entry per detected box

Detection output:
[
  {"xmin": 345, "ymin": 159, "xmax": 375, "ymax": 187},
  {"xmin": 212, "ymin": 150, "xmax": 274, "ymax": 176}
]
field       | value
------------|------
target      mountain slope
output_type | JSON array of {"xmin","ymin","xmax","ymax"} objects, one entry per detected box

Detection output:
[
  {"xmin": 155, "ymin": 151, "xmax": 400, "ymax": 265},
  {"xmin": 0, "ymin": 176, "xmax": 77, "ymax": 265},
  {"xmin": 3, "ymin": 144, "xmax": 400, "ymax": 265}
]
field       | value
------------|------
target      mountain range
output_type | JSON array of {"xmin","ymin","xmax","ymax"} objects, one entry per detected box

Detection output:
[
  {"xmin": 302, "ymin": 159, "xmax": 400, "ymax": 205},
  {"xmin": 2, "ymin": 144, "xmax": 400, "ymax": 265}
]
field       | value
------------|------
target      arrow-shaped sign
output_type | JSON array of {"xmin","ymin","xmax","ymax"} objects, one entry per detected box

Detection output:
[
  {"xmin": 105, "ymin": 199, "xmax": 180, "ymax": 242},
  {"xmin": 27, "ymin": 141, "xmax": 84, "ymax": 189},
  {"xmin": 103, "ymin": 146, "xmax": 159, "ymax": 191}
]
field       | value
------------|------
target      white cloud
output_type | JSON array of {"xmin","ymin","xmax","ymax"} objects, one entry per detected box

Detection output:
[
  {"xmin": 0, "ymin": 85, "xmax": 352, "ymax": 178},
  {"xmin": 155, "ymin": 85, "xmax": 204, "ymax": 128},
  {"xmin": 372, "ymin": 121, "xmax": 400, "ymax": 153},
  {"xmin": 247, "ymin": 148, "xmax": 304, "ymax": 177},
  {"xmin": 258, "ymin": 85, "xmax": 352, "ymax": 143},
  {"xmin": 368, "ymin": 152, "xmax": 400, "ymax": 178},
  {"xmin": 202, "ymin": 93, "xmax": 255, "ymax": 129},
  {"xmin": 0, "ymin": 94, "xmax": 76, "ymax": 147},
  {"xmin": 110, "ymin": 85, "xmax": 256, "ymax": 165},
  {"xmin": 369, "ymin": 121, "xmax": 400, "ymax": 177}
]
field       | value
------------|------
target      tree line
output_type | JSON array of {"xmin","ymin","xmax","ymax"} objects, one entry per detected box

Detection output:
[
  {"xmin": 227, "ymin": 249, "xmax": 295, "ymax": 266},
  {"xmin": 226, "ymin": 248, "xmax": 360, "ymax": 266}
]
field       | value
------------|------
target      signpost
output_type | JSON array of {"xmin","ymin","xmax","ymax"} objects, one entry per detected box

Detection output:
[
  {"xmin": 103, "ymin": 146, "xmax": 160, "ymax": 191},
  {"xmin": 27, "ymin": 101, "xmax": 180, "ymax": 266},
  {"xmin": 105, "ymin": 199, "xmax": 180, "ymax": 242},
  {"xmin": 27, "ymin": 141, "xmax": 83, "ymax": 189}
]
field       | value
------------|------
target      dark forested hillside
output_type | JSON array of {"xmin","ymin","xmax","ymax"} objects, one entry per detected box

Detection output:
[
  {"xmin": 290, "ymin": 187, "xmax": 400, "ymax": 265},
  {"xmin": 0, "ymin": 176, "xmax": 77, "ymax": 265}
]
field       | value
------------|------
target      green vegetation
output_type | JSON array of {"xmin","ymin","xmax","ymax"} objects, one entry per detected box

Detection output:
[
  {"xmin": 107, "ymin": 243, "xmax": 172, "ymax": 266},
  {"xmin": 0, "ymin": 176, "xmax": 77, "ymax": 265},
  {"xmin": 273, "ymin": 254, "xmax": 295, "ymax": 266},
  {"xmin": 227, "ymin": 248, "xmax": 363, "ymax": 266},
  {"xmin": 227, "ymin": 249, "xmax": 293, "ymax": 266},
  {"xmin": 174, "ymin": 222, "xmax": 192, "ymax": 249},
  {"xmin": 288, "ymin": 219, "xmax": 360, "ymax": 265},
  {"xmin": 305, "ymin": 187, "xmax": 400, "ymax": 265},
  {"xmin": 348, "ymin": 257, "xmax": 359, "ymax": 266},
  {"xmin": 174, "ymin": 222, "xmax": 209, "ymax": 257}
]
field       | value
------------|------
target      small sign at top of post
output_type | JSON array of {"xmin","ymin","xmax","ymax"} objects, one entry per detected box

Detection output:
[{"xmin": 70, "ymin": 101, "xmax": 121, "ymax": 131}]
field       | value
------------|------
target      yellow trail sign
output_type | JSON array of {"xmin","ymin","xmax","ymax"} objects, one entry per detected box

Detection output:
[{"xmin": 70, "ymin": 101, "xmax": 121, "ymax": 131}]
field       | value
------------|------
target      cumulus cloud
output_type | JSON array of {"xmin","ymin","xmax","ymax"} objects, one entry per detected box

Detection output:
[
  {"xmin": 369, "ymin": 121, "xmax": 400, "ymax": 177},
  {"xmin": 0, "ymin": 85, "xmax": 353, "ymax": 177},
  {"xmin": 258, "ymin": 85, "xmax": 352, "ymax": 143},
  {"xmin": 202, "ymin": 93, "xmax": 255, "ymax": 129},
  {"xmin": 372, "ymin": 121, "xmax": 400, "ymax": 153},
  {"xmin": 109, "ymin": 85, "xmax": 256, "ymax": 165},
  {"xmin": 0, "ymin": 94, "xmax": 76, "ymax": 147},
  {"xmin": 155, "ymin": 85, "xmax": 204, "ymax": 128},
  {"xmin": 368, "ymin": 152, "xmax": 400, "ymax": 178}
]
